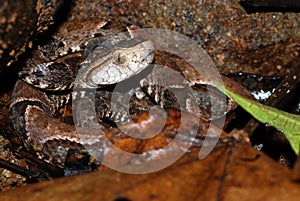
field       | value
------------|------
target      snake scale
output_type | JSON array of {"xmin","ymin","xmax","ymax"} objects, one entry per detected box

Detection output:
[{"xmin": 9, "ymin": 19, "xmax": 252, "ymax": 175}]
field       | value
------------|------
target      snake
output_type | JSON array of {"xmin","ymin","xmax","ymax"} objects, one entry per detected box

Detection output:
[
  {"xmin": 8, "ymin": 19, "xmax": 158, "ymax": 174},
  {"xmin": 8, "ymin": 19, "xmax": 252, "ymax": 176}
]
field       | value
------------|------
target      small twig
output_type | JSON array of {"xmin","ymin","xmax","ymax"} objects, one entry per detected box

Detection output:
[
  {"xmin": 242, "ymin": 61, "xmax": 300, "ymax": 137},
  {"xmin": 0, "ymin": 157, "xmax": 49, "ymax": 181},
  {"xmin": 240, "ymin": 0, "xmax": 300, "ymax": 13},
  {"xmin": 240, "ymin": 0, "xmax": 300, "ymax": 9}
]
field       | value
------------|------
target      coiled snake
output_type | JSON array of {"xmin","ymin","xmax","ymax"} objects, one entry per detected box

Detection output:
[{"xmin": 9, "ymin": 20, "xmax": 251, "ymax": 176}]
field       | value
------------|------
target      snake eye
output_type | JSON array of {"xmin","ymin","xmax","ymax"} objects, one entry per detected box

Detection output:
[
  {"xmin": 117, "ymin": 52, "xmax": 121, "ymax": 63},
  {"xmin": 114, "ymin": 51, "xmax": 126, "ymax": 64}
]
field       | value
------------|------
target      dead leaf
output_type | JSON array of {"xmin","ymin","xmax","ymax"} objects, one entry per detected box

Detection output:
[{"xmin": 1, "ymin": 143, "xmax": 300, "ymax": 201}]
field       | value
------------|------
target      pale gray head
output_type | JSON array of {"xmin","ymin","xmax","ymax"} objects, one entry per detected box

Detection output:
[{"xmin": 76, "ymin": 38, "xmax": 155, "ymax": 88}]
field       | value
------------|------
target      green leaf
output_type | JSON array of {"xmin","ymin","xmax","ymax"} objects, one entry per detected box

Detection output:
[{"xmin": 215, "ymin": 83, "xmax": 300, "ymax": 154}]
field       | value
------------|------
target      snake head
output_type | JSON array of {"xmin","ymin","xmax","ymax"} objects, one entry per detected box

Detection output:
[{"xmin": 76, "ymin": 38, "xmax": 155, "ymax": 88}]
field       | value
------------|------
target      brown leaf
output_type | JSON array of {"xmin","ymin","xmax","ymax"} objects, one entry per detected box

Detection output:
[{"xmin": 1, "ymin": 143, "xmax": 300, "ymax": 201}]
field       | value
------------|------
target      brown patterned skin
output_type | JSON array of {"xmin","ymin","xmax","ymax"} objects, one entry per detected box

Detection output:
[
  {"xmin": 9, "ymin": 17, "xmax": 155, "ymax": 174},
  {"xmin": 8, "ymin": 11, "xmax": 254, "ymax": 176}
]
